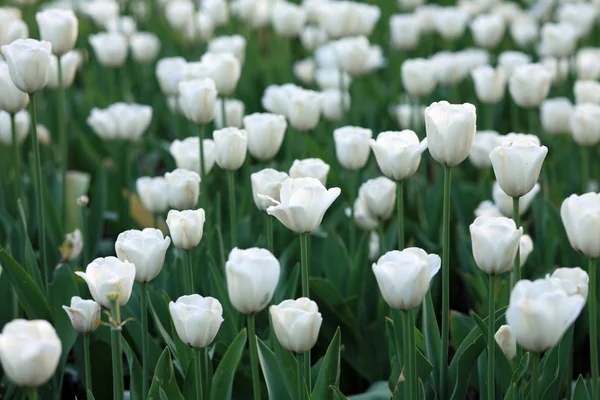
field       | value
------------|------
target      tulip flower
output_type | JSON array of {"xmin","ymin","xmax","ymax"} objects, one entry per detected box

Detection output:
[
  {"xmin": 401, "ymin": 59, "xmax": 437, "ymax": 98},
  {"xmin": 165, "ymin": 168, "xmax": 201, "ymax": 211},
  {"xmin": 105, "ymin": 16, "xmax": 137, "ymax": 38},
  {"xmin": 492, "ymin": 182, "xmax": 539, "ymax": 218},
  {"xmin": 333, "ymin": 36, "xmax": 371, "ymax": 77},
  {"xmin": 433, "ymin": 7, "xmax": 469, "ymax": 40},
  {"xmin": 561, "ymin": 193, "xmax": 600, "ymax": 259},
  {"xmin": 76, "ymin": 257, "xmax": 136, "ymax": 308},
  {"xmin": 359, "ymin": 177, "xmax": 396, "ymax": 222},
  {"xmin": 315, "ymin": 68, "xmax": 351, "ymax": 91},
  {"xmin": 549, "ymin": 267, "xmax": 589, "ymax": 299},
  {"xmin": 178, "ymin": 78, "xmax": 218, "ymax": 125},
  {"xmin": 508, "ymin": 64, "xmax": 552, "ymax": 108},
  {"xmin": 63, "ymin": 296, "xmax": 101, "ymax": 334},
  {"xmin": 170, "ymin": 137, "xmax": 216, "ymax": 176},
  {"xmin": 170, "ymin": 295, "xmax": 224, "ymax": 349},
  {"xmin": 509, "ymin": 16, "xmax": 538, "ymax": 49},
  {"xmin": 271, "ymin": 2, "xmax": 307, "ymax": 37},
  {"xmin": 475, "ymin": 200, "xmax": 503, "ymax": 218},
  {"xmin": 289, "ymin": 158, "xmax": 330, "ymax": 186},
  {"xmin": 60, "ymin": 229, "xmax": 83, "ymax": 262},
  {"xmin": 576, "ymin": 48, "xmax": 600, "ymax": 80},
  {"xmin": 244, "ymin": 113, "xmax": 287, "ymax": 161},
  {"xmin": 165, "ymin": 0, "xmax": 194, "ymax": 31},
  {"xmin": 130, "ymin": 32, "xmax": 161, "ymax": 64},
  {"xmin": 208, "ymin": 35, "xmax": 246, "ymax": 64},
  {"xmin": 471, "ymin": 65, "xmax": 506, "ymax": 105},
  {"xmin": 317, "ymin": 1, "xmax": 380, "ymax": 38},
  {"xmin": 540, "ymin": 98, "xmax": 572, "ymax": 136},
  {"xmin": 498, "ymin": 51, "xmax": 531, "ymax": 76},
  {"xmin": 333, "ymin": 126, "xmax": 372, "ymax": 171},
  {"xmin": 89, "ymin": 32, "xmax": 127, "ymax": 68},
  {"xmin": 519, "ymin": 235, "xmax": 534, "ymax": 267},
  {"xmin": 574, "ymin": 80, "xmax": 600, "ymax": 105},
  {"xmin": 494, "ymin": 325, "xmax": 516, "ymax": 360},
  {"xmin": 300, "ymin": 26, "xmax": 328, "ymax": 51},
  {"xmin": 1, "ymin": 39, "xmax": 52, "ymax": 94},
  {"xmin": 201, "ymin": 52, "xmax": 241, "ymax": 97},
  {"xmin": 0, "ymin": 319, "xmax": 62, "ymax": 388},
  {"xmin": 470, "ymin": 14, "xmax": 505, "ymax": 49},
  {"xmin": 156, "ymin": 57, "xmax": 187, "ymax": 96},
  {"xmin": 470, "ymin": 216, "xmax": 523, "ymax": 275},
  {"xmin": 166, "ymin": 209, "xmax": 206, "ymax": 251},
  {"xmin": 46, "ymin": 51, "xmax": 82, "ymax": 89},
  {"xmin": 293, "ymin": 58, "xmax": 315, "ymax": 86},
  {"xmin": 270, "ymin": 297, "xmax": 322, "ymax": 353},
  {"xmin": 36, "ymin": 9, "xmax": 78, "ymax": 56},
  {"xmin": 320, "ymin": 89, "xmax": 351, "ymax": 122},
  {"xmin": 251, "ymin": 168, "xmax": 288, "ymax": 212},
  {"xmin": 570, "ymin": 104, "xmax": 600, "ymax": 147},
  {"xmin": 115, "ymin": 228, "xmax": 171, "ymax": 283},
  {"xmin": 214, "ymin": 127, "xmax": 248, "ymax": 171},
  {"xmin": 87, "ymin": 103, "xmax": 153, "ymax": 142},
  {"xmin": 201, "ymin": 0, "xmax": 229, "ymax": 27},
  {"xmin": 468, "ymin": 131, "xmax": 500, "ymax": 169},
  {"xmin": 287, "ymin": 88, "xmax": 321, "ymax": 131},
  {"xmin": 215, "ymin": 98, "xmax": 244, "ymax": 129},
  {"xmin": 136, "ymin": 177, "xmax": 170, "ymax": 215},
  {"xmin": 0, "ymin": 109, "xmax": 29, "ymax": 145},
  {"xmin": 539, "ymin": 23, "xmax": 577, "ymax": 58},
  {"xmin": 389, "ymin": 14, "xmax": 420, "ymax": 50},
  {"xmin": 0, "ymin": 61, "xmax": 28, "ymax": 114},
  {"xmin": 81, "ymin": 0, "xmax": 120, "ymax": 28},
  {"xmin": 370, "ymin": 130, "xmax": 427, "ymax": 181}
]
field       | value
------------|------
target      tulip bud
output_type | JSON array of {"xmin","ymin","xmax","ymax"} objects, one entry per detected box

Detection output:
[
  {"xmin": 498, "ymin": 51, "xmax": 531, "ymax": 77},
  {"xmin": 46, "ymin": 51, "xmax": 82, "ymax": 89},
  {"xmin": 509, "ymin": 16, "xmax": 538, "ymax": 49},
  {"xmin": 433, "ymin": 7, "xmax": 469, "ymax": 40},
  {"xmin": 136, "ymin": 177, "xmax": 169, "ymax": 214},
  {"xmin": 561, "ymin": 193, "xmax": 600, "ymax": 258},
  {"xmin": 244, "ymin": 113, "xmax": 287, "ymax": 161},
  {"xmin": 372, "ymin": 248, "xmax": 441, "ymax": 310},
  {"xmin": 540, "ymin": 98, "xmax": 572, "ymax": 136},
  {"xmin": 208, "ymin": 35, "xmax": 246, "ymax": 64},
  {"xmin": 194, "ymin": 12, "xmax": 216, "ymax": 41},
  {"xmin": 468, "ymin": 131, "xmax": 501, "ymax": 169},
  {"xmin": 165, "ymin": 168, "xmax": 200, "ymax": 210},
  {"xmin": 300, "ymin": 26, "xmax": 327, "ymax": 52},
  {"xmin": 333, "ymin": 126, "xmax": 372, "ymax": 171},
  {"xmin": 550, "ymin": 267, "xmax": 589, "ymax": 299},
  {"xmin": 59, "ymin": 229, "xmax": 83, "ymax": 262},
  {"xmin": 470, "ymin": 14, "xmax": 505, "ymax": 49},
  {"xmin": 492, "ymin": 182, "xmax": 540, "ymax": 217},
  {"xmin": 0, "ymin": 109, "xmax": 29, "ymax": 145},
  {"xmin": 201, "ymin": 0, "xmax": 229, "ymax": 27},
  {"xmin": 156, "ymin": 57, "xmax": 187, "ymax": 96},
  {"xmin": 89, "ymin": 32, "xmax": 127, "ymax": 68},
  {"xmin": 1, "ymin": 39, "xmax": 52, "ymax": 93},
  {"xmin": 115, "ymin": 228, "xmax": 171, "ymax": 283},
  {"xmin": 251, "ymin": 168, "xmax": 288, "ymax": 211},
  {"xmin": 130, "ymin": 32, "xmax": 161, "ymax": 64},
  {"xmin": 317, "ymin": 2, "xmax": 380, "ymax": 39},
  {"xmin": 261, "ymin": 84, "xmax": 291, "ymax": 116},
  {"xmin": 539, "ymin": 23, "xmax": 577, "ymax": 58},
  {"xmin": 557, "ymin": 3, "xmax": 597, "ymax": 40},
  {"xmin": 170, "ymin": 137, "xmax": 216, "ymax": 175},
  {"xmin": 489, "ymin": 140, "xmax": 548, "ymax": 198},
  {"xmin": 320, "ymin": 89, "xmax": 351, "ymax": 122},
  {"xmin": 0, "ymin": 319, "xmax": 62, "ymax": 387},
  {"xmin": 75, "ymin": 257, "xmax": 136, "ymax": 308},
  {"xmin": 270, "ymin": 298, "xmax": 322, "ymax": 353},
  {"xmin": 106, "ymin": 16, "xmax": 137, "ymax": 39},
  {"xmin": 271, "ymin": 2, "xmax": 307, "ymax": 38},
  {"xmin": 178, "ymin": 78, "xmax": 217, "ymax": 125},
  {"xmin": 261, "ymin": 177, "xmax": 341, "ymax": 233},
  {"xmin": 289, "ymin": 158, "xmax": 330, "ymax": 186},
  {"xmin": 36, "ymin": 9, "xmax": 78, "ymax": 56},
  {"xmin": 81, "ymin": 0, "xmax": 120, "ymax": 28},
  {"xmin": 570, "ymin": 103, "xmax": 600, "ymax": 147},
  {"xmin": 494, "ymin": 325, "xmax": 516, "ymax": 360},
  {"xmin": 0, "ymin": 61, "xmax": 28, "ymax": 114},
  {"xmin": 389, "ymin": 14, "xmax": 420, "ymax": 50},
  {"xmin": 475, "ymin": 200, "xmax": 503, "ymax": 218},
  {"xmin": 87, "ymin": 103, "xmax": 153, "ymax": 142},
  {"xmin": 214, "ymin": 127, "xmax": 247, "ymax": 171},
  {"xmin": 359, "ymin": 177, "xmax": 396, "ymax": 221},
  {"xmin": 201, "ymin": 52, "xmax": 241, "ymax": 96},
  {"xmin": 506, "ymin": 278, "xmax": 585, "ymax": 352},
  {"xmin": 293, "ymin": 58, "xmax": 315, "ymax": 86},
  {"xmin": 368, "ymin": 231, "xmax": 380, "ymax": 261},
  {"xmin": 315, "ymin": 68, "xmax": 351, "ymax": 91},
  {"xmin": 575, "ymin": 48, "xmax": 600, "ymax": 80},
  {"xmin": 62, "ymin": 296, "xmax": 101, "ymax": 333},
  {"xmin": 215, "ymin": 98, "xmax": 244, "ymax": 129},
  {"xmin": 519, "ymin": 235, "xmax": 533, "ymax": 267},
  {"xmin": 390, "ymin": 103, "xmax": 424, "ymax": 131},
  {"xmin": 574, "ymin": 80, "xmax": 600, "ymax": 105},
  {"xmin": 424, "ymin": 101, "xmax": 477, "ymax": 167},
  {"xmin": 231, "ymin": 0, "xmax": 269, "ymax": 29},
  {"xmin": 508, "ymin": 64, "xmax": 552, "ymax": 108},
  {"xmin": 166, "ymin": 209, "xmax": 206, "ymax": 250},
  {"xmin": 287, "ymin": 88, "xmax": 321, "ymax": 131},
  {"xmin": 471, "ymin": 65, "xmax": 506, "ymax": 104},
  {"xmin": 2, "ymin": 17, "xmax": 28, "ymax": 45},
  {"xmin": 352, "ymin": 195, "xmax": 378, "ymax": 231},
  {"xmin": 165, "ymin": 0, "xmax": 194, "ymax": 31},
  {"xmin": 333, "ymin": 36, "xmax": 371, "ymax": 77},
  {"xmin": 370, "ymin": 130, "xmax": 427, "ymax": 180},
  {"xmin": 226, "ymin": 247, "xmax": 280, "ymax": 314},
  {"xmin": 170, "ymin": 295, "xmax": 223, "ymax": 348},
  {"xmin": 470, "ymin": 216, "xmax": 523, "ymax": 275}
]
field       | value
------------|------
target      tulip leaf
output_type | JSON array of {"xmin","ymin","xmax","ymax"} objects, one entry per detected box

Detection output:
[
  {"xmin": 207, "ymin": 254, "xmax": 239, "ymax": 345},
  {"xmin": 503, "ymin": 383, "xmax": 517, "ymax": 400},
  {"xmin": 257, "ymin": 337, "xmax": 291, "ymax": 399},
  {"xmin": 88, "ymin": 164, "xmax": 108, "ymax": 260},
  {"xmin": 210, "ymin": 328, "xmax": 247, "ymax": 400},
  {"xmin": 87, "ymin": 390, "xmax": 96, "ymax": 400},
  {"xmin": 572, "ymin": 374, "xmax": 591, "ymax": 400},
  {"xmin": 385, "ymin": 316, "xmax": 403, "ymax": 395},
  {"xmin": 122, "ymin": 337, "xmax": 143, "ymax": 400},
  {"xmin": 540, "ymin": 325, "xmax": 574, "ymax": 400},
  {"xmin": 422, "ymin": 292, "xmax": 441, "ymax": 390},
  {"xmin": 0, "ymin": 247, "xmax": 51, "ymax": 321},
  {"xmin": 511, "ymin": 352, "xmax": 530, "ymax": 387},
  {"xmin": 148, "ymin": 347, "xmax": 184, "ymax": 400},
  {"xmin": 450, "ymin": 311, "xmax": 476, "ymax": 351},
  {"xmin": 310, "ymin": 327, "xmax": 341, "ymax": 400},
  {"xmin": 147, "ymin": 291, "xmax": 179, "ymax": 362},
  {"xmin": 330, "ymin": 386, "xmax": 348, "ymax": 399},
  {"xmin": 273, "ymin": 332, "xmax": 302, "ymax": 399}
]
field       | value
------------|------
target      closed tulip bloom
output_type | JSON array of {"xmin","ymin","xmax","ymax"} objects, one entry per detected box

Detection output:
[
  {"xmin": 333, "ymin": 36, "xmax": 371, "ymax": 77},
  {"xmin": 215, "ymin": 98, "xmax": 244, "ymax": 129},
  {"xmin": 261, "ymin": 84, "xmax": 290, "ymax": 115},
  {"xmin": 359, "ymin": 177, "xmax": 396, "ymax": 221},
  {"xmin": 46, "ymin": 51, "xmax": 82, "ymax": 89},
  {"xmin": 36, "ymin": 9, "xmax": 78, "ymax": 56},
  {"xmin": 156, "ymin": 57, "xmax": 187, "ymax": 96},
  {"xmin": 270, "ymin": 298, "xmax": 322, "ymax": 353},
  {"xmin": 89, "ymin": 32, "xmax": 127, "ymax": 67},
  {"xmin": 214, "ymin": 127, "xmax": 247, "ymax": 171},
  {"xmin": 1, "ymin": 17, "xmax": 28, "ymax": 46},
  {"xmin": 0, "ymin": 109, "xmax": 29, "ymax": 145},
  {"xmin": 75, "ymin": 257, "xmax": 136, "ymax": 308},
  {"xmin": 540, "ymin": 98, "xmax": 572, "ymax": 136},
  {"xmin": 271, "ymin": 2, "xmax": 306, "ymax": 38},
  {"xmin": 509, "ymin": 64, "xmax": 552, "ymax": 108},
  {"xmin": 506, "ymin": 278, "xmax": 585, "ymax": 352},
  {"xmin": 293, "ymin": 58, "xmax": 315, "ymax": 85},
  {"xmin": 130, "ymin": 32, "xmax": 160, "ymax": 64},
  {"xmin": 317, "ymin": 1, "xmax": 380, "ymax": 38},
  {"xmin": 320, "ymin": 89, "xmax": 351, "ymax": 122},
  {"xmin": 539, "ymin": 23, "xmax": 577, "ymax": 58},
  {"xmin": 333, "ymin": 126, "xmax": 372, "ymax": 170},
  {"xmin": 470, "ymin": 216, "xmax": 523, "ymax": 274},
  {"xmin": 136, "ymin": 177, "xmax": 169, "ymax": 214},
  {"xmin": 208, "ymin": 35, "xmax": 246, "ymax": 64},
  {"xmin": 178, "ymin": 79, "xmax": 217, "ymax": 125},
  {"xmin": 561, "ymin": 193, "xmax": 600, "ymax": 258},
  {"xmin": 1, "ymin": 39, "xmax": 52, "ymax": 93},
  {"xmin": 87, "ymin": 103, "xmax": 152, "ymax": 142},
  {"xmin": 494, "ymin": 325, "xmax": 516, "ymax": 360},
  {"xmin": 165, "ymin": 168, "xmax": 201, "ymax": 210},
  {"xmin": 261, "ymin": 177, "xmax": 341, "ymax": 233},
  {"xmin": 231, "ymin": 0, "xmax": 269, "ymax": 29},
  {"xmin": 106, "ymin": 16, "xmax": 137, "ymax": 38},
  {"xmin": 170, "ymin": 137, "xmax": 217, "ymax": 175},
  {"xmin": 520, "ymin": 235, "xmax": 534, "ymax": 267},
  {"xmin": 576, "ymin": 48, "xmax": 600, "ymax": 80},
  {"xmin": 166, "ymin": 209, "xmax": 206, "ymax": 250},
  {"xmin": 489, "ymin": 141, "xmax": 548, "ymax": 198},
  {"xmin": 251, "ymin": 168, "xmax": 288, "ymax": 211},
  {"xmin": 470, "ymin": 14, "xmax": 505, "ymax": 49},
  {"xmin": 0, "ymin": 61, "xmax": 28, "ymax": 114},
  {"xmin": 315, "ymin": 68, "xmax": 352, "ymax": 91},
  {"xmin": 510, "ymin": 16, "xmax": 539, "ymax": 49},
  {"xmin": 201, "ymin": 0, "xmax": 229, "ymax": 27},
  {"xmin": 468, "ymin": 130, "xmax": 501, "ymax": 169},
  {"xmin": 300, "ymin": 25, "xmax": 328, "ymax": 52},
  {"xmin": 574, "ymin": 80, "xmax": 600, "ymax": 105},
  {"xmin": 370, "ymin": 130, "xmax": 427, "ymax": 181},
  {"xmin": 433, "ymin": 7, "xmax": 469, "ymax": 40},
  {"xmin": 244, "ymin": 113, "xmax": 286, "ymax": 161},
  {"xmin": 401, "ymin": 58, "xmax": 437, "ymax": 98},
  {"xmin": 192, "ymin": 11, "xmax": 216, "ymax": 41},
  {"xmin": 550, "ymin": 267, "xmax": 589, "ymax": 299},
  {"xmin": 115, "ymin": 228, "xmax": 171, "ymax": 283},
  {"xmin": 0, "ymin": 319, "xmax": 61, "ymax": 388},
  {"xmin": 424, "ymin": 101, "xmax": 477, "ymax": 167},
  {"xmin": 570, "ymin": 104, "xmax": 600, "ymax": 147},
  {"xmin": 226, "ymin": 247, "xmax": 280, "ymax": 314},
  {"xmin": 81, "ymin": 0, "xmax": 119, "ymax": 28},
  {"xmin": 373, "ymin": 248, "xmax": 441, "ymax": 310},
  {"xmin": 500, "ymin": 133, "xmax": 541, "ymax": 146},
  {"xmin": 471, "ymin": 65, "xmax": 506, "ymax": 104},
  {"xmin": 391, "ymin": 103, "xmax": 424, "ymax": 131},
  {"xmin": 62, "ymin": 296, "xmax": 101, "ymax": 333},
  {"xmin": 165, "ymin": 0, "xmax": 194, "ymax": 31},
  {"xmin": 289, "ymin": 158, "xmax": 330, "ymax": 186},
  {"xmin": 475, "ymin": 200, "xmax": 503, "ymax": 218},
  {"xmin": 390, "ymin": 14, "xmax": 420, "ymax": 50},
  {"xmin": 61, "ymin": 229, "xmax": 83, "ymax": 262},
  {"xmin": 498, "ymin": 51, "xmax": 531, "ymax": 77},
  {"xmin": 557, "ymin": 3, "xmax": 597, "ymax": 40},
  {"xmin": 493, "ymin": 182, "xmax": 540, "ymax": 217},
  {"xmin": 287, "ymin": 89, "xmax": 321, "ymax": 131},
  {"xmin": 352, "ymin": 195, "xmax": 378, "ymax": 231},
  {"xmin": 201, "ymin": 52, "xmax": 241, "ymax": 96},
  {"xmin": 169, "ymin": 295, "xmax": 224, "ymax": 348}
]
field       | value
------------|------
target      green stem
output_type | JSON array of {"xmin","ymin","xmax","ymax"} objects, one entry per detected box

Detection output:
[
  {"xmin": 397, "ymin": 180, "xmax": 404, "ymax": 250},
  {"xmin": 10, "ymin": 112, "xmax": 22, "ymax": 200},
  {"xmin": 402, "ymin": 310, "xmax": 415, "ymax": 399},
  {"xmin": 440, "ymin": 165, "xmax": 452, "ymax": 399},
  {"xmin": 590, "ymin": 257, "xmax": 598, "ymax": 399},
  {"xmin": 221, "ymin": 96, "xmax": 228, "ymax": 128},
  {"xmin": 83, "ymin": 333, "xmax": 93, "ymax": 393},
  {"xmin": 300, "ymin": 233, "xmax": 309, "ymax": 297},
  {"xmin": 530, "ymin": 352, "xmax": 539, "ymax": 400},
  {"xmin": 390, "ymin": 308, "xmax": 405, "ymax": 396},
  {"xmin": 79, "ymin": 205, "xmax": 89, "ymax": 268},
  {"xmin": 303, "ymin": 351, "xmax": 311, "ymax": 394},
  {"xmin": 513, "ymin": 196, "xmax": 522, "ymax": 363},
  {"xmin": 378, "ymin": 223, "xmax": 385, "ymax": 255},
  {"xmin": 581, "ymin": 146, "xmax": 589, "ymax": 194},
  {"xmin": 409, "ymin": 310, "xmax": 417, "ymax": 400},
  {"xmin": 266, "ymin": 215, "xmax": 274, "ymax": 254},
  {"xmin": 110, "ymin": 299, "xmax": 124, "ymax": 400},
  {"xmin": 247, "ymin": 314, "xmax": 261, "ymax": 400},
  {"xmin": 30, "ymin": 93, "xmax": 48, "ymax": 291},
  {"xmin": 198, "ymin": 124, "xmax": 206, "ymax": 186},
  {"xmin": 195, "ymin": 348, "xmax": 204, "ymax": 400},
  {"xmin": 57, "ymin": 58, "xmax": 68, "ymax": 224},
  {"xmin": 349, "ymin": 170, "xmax": 357, "ymax": 257},
  {"xmin": 140, "ymin": 283, "xmax": 150, "ymax": 399},
  {"xmin": 228, "ymin": 171, "xmax": 237, "ymax": 247},
  {"xmin": 488, "ymin": 274, "xmax": 496, "ymax": 400},
  {"xmin": 339, "ymin": 68, "xmax": 346, "ymax": 123},
  {"xmin": 187, "ymin": 250, "xmax": 195, "ymax": 294},
  {"xmin": 201, "ymin": 347, "xmax": 210, "ymax": 399},
  {"xmin": 28, "ymin": 389, "xmax": 38, "ymax": 400},
  {"xmin": 297, "ymin": 355, "xmax": 304, "ymax": 399}
]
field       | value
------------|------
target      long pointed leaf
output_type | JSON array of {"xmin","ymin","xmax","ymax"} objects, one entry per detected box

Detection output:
[{"xmin": 210, "ymin": 328, "xmax": 247, "ymax": 400}]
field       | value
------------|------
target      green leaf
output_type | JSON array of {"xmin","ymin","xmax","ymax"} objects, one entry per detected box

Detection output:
[
  {"xmin": 572, "ymin": 375, "xmax": 591, "ymax": 400},
  {"xmin": 122, "ymin": 338, "xmax": 143, "ymax": 400},
  {"xmin": 385, "ymin": 317, "xmax": 402, "ymax": 394},
  {"xmin": 330, "ymin": 386, "xmax": 348, "ymax": 400},
  {"xmin": 148, "ymin": 348, "xmax": 184, "ymax": 400},
  {"xmin": 310, "ymin": 327, "xmax": 341, "ymax": 400},
  {"xmin": 210, "ymin": 328, "xmax": 247, "ymax": 400},
  {"xmin": 0, "ymin": 247, "xmax": 51, "ymax": 320},
  {"xmin": 511, "ymin": 352, "xmax": 530, "ymax": 387},
  {"xmin": 147, "ymin": 292, "xmax": 179, "ymax": 362},
  {"xmin": 257, "ymin": 337, "xmax": 291, "ymax": 399},
  {"xmin": 88, "ymin": 165, "xmax": 108, "ymax": 259},
  {"xmin": 273, "ymin": 331, "xmax": 303, "ymax": 399},
  {"xmin": 540, "ymin": 325, "xmax": 574, "ymax": 400},
  {"xmin": 87, "ymin": 390, "xmax": 96, "ymax": 400},
  {"xmin": 422, "ymin": 292, "xmax": 440, "ymax": 392},
  {"xmin": 450, "ymin": 311, "xmax": 476, "ymax": 351}
]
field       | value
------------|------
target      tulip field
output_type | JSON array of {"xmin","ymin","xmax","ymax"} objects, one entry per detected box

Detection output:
[{"xmin": 2, "ymin": 0, "xmax": 600, "ymax": 399}]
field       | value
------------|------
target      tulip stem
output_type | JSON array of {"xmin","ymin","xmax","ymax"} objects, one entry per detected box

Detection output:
[
  {"xmin": 140, "ymin": 282, "xmax": 150, "ymax": 399},
  {"xmin": 221, "ymin": 96, "xmax": 228, "ymax": 128},
  {"xmin": 339, "ymin": 68, "xmax": 346, "ymax": 124},
  {"xmin": 404, "ymin": 310, "xmax": 416, "ymax": 400},
  {"xmin": 581, "ymin": 146, "xmax": 589, "ymax": 194},
  {"xmin": 589, "ymin": 257, "xmax": 598, "ymax": 399},
  {"xmin": 187, "ymin": 250, "xmax": 195, "ymax": 294},
  {"xmin": 300, "ymin": 233, "xmax": 309, "ymax": 297},
  {"xmin": 57, "ymin": 59, "xmax": 68, "ymax": 224},
  {"xmin": 198, "ymin": 124, "xmax": 206, "ymax": 201},
  {"xmin": 83, "ymin": 333, "xmax": 93, "ymax": 393},
  {"xmin": 29, "ymin": 93, "xmax": 48, "ymax": 291},
  {"xmin": 10, "ymin": 113, "xmax": 22, "ymax": 201},
  {"xmin": 247, "ymin": 314, "xmax": 261, "ymax": 400},
  {"xmin": 296, "ymin": 355, "xmax": 304, "ymax": 399},
  {"xmin": 397, "ymin": 180, "xmax": 404, "ymax": 250},
  {"xmin": 390, "ymin": 308, "xmax": 405, "ymax": 396},
  {"xmin": 349, "ymin": 170, "xmax": 357, "ymax": 257},
  {"xmin": 110, "ymin": 299, "xmax": 124, "ymax": 400},
  {"xmin": 512, "ymin": 196, "xmax": 522, "ymax": 363},
  {"xmin": 266, "ymin": 215, "xmax": 274, "ymax": 253},
  {"xmin": 488, "ymin": 274, "xmax": 496, "ymax": 400},
  {"xmin": 228, "ymin": 171, "xmax": 237, "ymax": 247},
  {"xmin": 195, "ymin": 348, "xmax": 204, "ymax": 400},
  {"xmin": 303, "ymin": 351, "xmax": 311, "ymax": 394},
  {"xmin": 201, "ymin": 347, "xmax": 210, "ymax": 399},
  {"xmin": 28, "ymin": 389, "xmax": 38, "ymax": 400},
  {"xmin": 530, "ymin": 352, "xmax": 539, "ymax": 400},
  {"xmin": 440, "ymin": 164, "xmax": 452, "ymax": 400}
]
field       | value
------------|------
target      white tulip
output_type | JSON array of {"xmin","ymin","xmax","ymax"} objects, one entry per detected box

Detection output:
[
  {"xmin": 201, "ymin": 0, "xmax": 229, "ymax": 27},
  {"xmin": 0, "ymin": 109, "xmax": 29, "ymax": 145},
  {"xmin": 575, "ymin": 48, "xmax": 600, "ymax": 81},
  {"xmin": 390, "ymin": 103, "xmax": 424, "ymax": 131},
  {"xmin": 433, "ymin": 7, "xmax": 469, "ymax": 40},
  {"xmin": 61, "ymin": 229, "xmax": 83, "ymax": 262},
  {"xmin": 89, "ymin": 32, "xmax": 127, "ymax": 68},
  {"xmin": 300, "ymin": 26, "xmax": 328, "ymax": 52},
  {"xmin": 540, "ymin": 98, "xmax": 572, "ymax": 136},
  {"xmin": 557, "ymin": 3, "xmax": 597, "ymax": 40},
  {"xmin": 470, "ymin": 216, "xmax": 523, "ymax": 274},
  {"xmin": 519, "ymin": 235, "xmax": 533, "ymax": 267},
  {"xmin": 333, "ymin": 126, "xmax": 372, "ymax": 170},
  {"xmin": 289, "ymin": 158, "xmax": 330, "ymax": 186},
  {"xmin": 508, "ymin": 64, "xmax": 552, "ymax": 108},
  {"xmin": 389, "ymin": 14, "xmax": 420, "ymax": 50},
  {"xmin": 106, "ymin": 16, "xmax": 137, "ymax": 39},
  {"xmin": 170, "ymin": 137, "xmax": 217, "ymax": 175},
  {"xmin": 539, "ymin": 23, "xmax": 577, "ymax": 58},
  {"xmin": 270, "ymin": 298, "xmax": 322, "ymax": 353},
  {"xmin": 36, "ymin": 9, "xmax": 78, "ymax": 56},
  {"xmin": 468, "ymin": 130, "xmax": 501, "ymax": 169},
  {"xmin": 165, "ymin": 168, "xmax": 201, "ymax": 210},
  {"xmin": 165, "ymin": 0, "xmax": 194, "ymax": 31},
  {"xmin": 75, "ymin": 257, "xmax": 136, "ymax": 308},
  {"xmin": 561, "ymin": 193, "xmax": 600, "ymax": 258},
  {"xmin": 201, "ymin": 52, "xmax": 241, "ymax": 96},
  {"xmin": 498, "ymin": 51, "xmax": 531, "ymax": 77},
  {"xmin": 317, "ymin": 1, "xmax": 380, "ymax": 39},
  {"xmin": 87, "ymin": 103, "xmax": 153, "ymax": 142},
  {"xmin": 130, "ymin": 32, "xmax": 161, "ymax": 64},
  {"xmin": 370, "ymin": 130, "xmax": 427, "ymax": 181},
  {"xmin": 470, "ymin": 14, "xmax": 505, "ymax": 49},
  {"xmin": 492, "ymin": 182, "xmax": 540, "ymax": 217},
  {"xmin": 0, "ymin": 61, "xmax": 28, "ymax": 114},
  {"xmin": 320, "ymin": 89, "xmax": 351, "ymax": 122},
  {"xmin": 81, "ymin": 0, "xmax": 119, "ymax": 28},
  {"xmin": 372, "ymin": 248, "xmax": 441, "ymax": 310},
  {"xmin": 251, "ymin": 168, "xmax": 288, "ymax": 211},
  {"xmin": 570, "ymin": 104, "xmax": 600, "ymax": 147},
  {"xmin": 574, "ymin": 80, "xmax": 600, "ymax": 105},
  {"xmin": 166, "ymin": 209, "xmax": 206, "ymax": 250},
  {"xmin": 286, "ymin": 88, "xmax": 321, "ymax": 131},
  {"xmin": 471, "ymin": 65, "xmax": 506, "ymax": 104},
  {"xmin": 359, "ymin": 177, "xmax": 396, "ymax": 221},
  {"xmin": 243, "ymin": 113, "xmax": 287, "ymax": 161},
  {"xmin": 352, "ymin": 195, "xmax": 378, "ymax": 231},
  {"xmin": 62, "ymin": 296, "xmax": 101, "ymax": 333},
  {"xmin": 332, "ymin": 36, "xmax": 371, "ymax": 77},
  {"xmin": 208, "ymin": 35, "xmax": 246, "ymax": 64},
  {"xmin": 214, "ymin": 127, "xmax": 247, "ymax": 171},
  {"xmin": 271, "ymin": 2, "xmax": 306, "ymax": 38},
  {"xmin": 315, "ymin": 68, "xmax": 351, "ymax": 91},
  {"xmin": 293, "ymin": 58, "xmax": 315, "ymax": 86},
  {"xmin": 115, "ymin": 228, "xmax": 171, "ymax": 283},
  {"xmin": 231, "ymin": 0, "xmax": 270, "ymax": 29},
  {"xmin": 494, "ymin": 325, "xmax": 516, "ymax": 360},
  {"xmin": 1, "ymin": 39, "xmax": 52, "ymax": 93},
  {"xmin": 509, "ymin": 16, "xmax": 538, "ymax": 49},
  {"xmin": 215, "ymin": 98, "xmax": 244, "ymax": 129},
  {"xmin": 46, "ymin": 51, "xmax": 82, "ymax": 89},
  {"xmin": 136, "ymin": 177, "xmax": 169, "ymax": 214},
  {"xmin": 169, "ymin": 295, "xmax": 223, "ymax": 348},
  {"xmin": 156, "ymin": 57, "xmax": 187, "ymax": 96},
  {"xmin": 178, "ymin": 78, "xmax": 217, "ymax": 125},
  {"xmin": 549, "ymin": 267, "xmax": 589, "ymax": 299}
]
